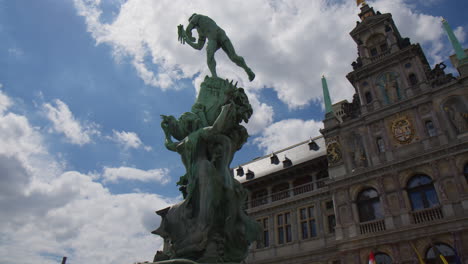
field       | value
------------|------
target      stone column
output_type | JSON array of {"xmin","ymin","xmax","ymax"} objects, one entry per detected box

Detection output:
[
  {"xmin": 377, "ymin": 177, "xmax": 395, "ymax": 229},
  {"xmin": 267, "ymin": 186, "xmax": 273, "ymax": 203},
  {"xmin": 332, "ymin": 191, "xmax": 343, "ymax": 240},
  {"xmin": 391, "ymin": 243, "xmax": 402, "ymax": 264},
  {"xmin": 347, "ymin": 188, "xmax": 359, "ymax": 238},
  {"xmin": 288, "ymin": 180, "xmax": 294, "ymax": 197},
  {"xmin": 431, "ymin": 162, "xmax": 454, "ymax": 217},
  {"xmin": 393, "ymin": 173, "xmax": 411, "ymax": 226}
]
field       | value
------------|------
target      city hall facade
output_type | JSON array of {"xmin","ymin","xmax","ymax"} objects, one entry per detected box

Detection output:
[{"xmin": 236, "ymin": 4, "xmax": 468, "ymax": 264}]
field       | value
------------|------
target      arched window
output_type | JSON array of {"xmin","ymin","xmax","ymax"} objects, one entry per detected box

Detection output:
[
  {"xmin": 409, "ymin": 73, "xmax": 418, "ymax": 86},
  {"xmin": 464, "ymin": 163, "xmax": 468, "ymax": 182},
  {"xmin": 357, "ymin": 188, "xmax": 383, "ymax": 222},
  {"xmin": 407, "ymin": 175, "xmax": 439, "ymax": 210},
  {"xmin": 365, "ymin": 91, "xmax": 373, "ymax": 104},
  {"xmin": 375, "ymin": 252, "xmax": 392, "ymax": 264},
  {"xmin": 366, "ymin": 34, "xmax": 388, "ymax": 57},
  {"xmin": 425, "ymin": 243, "xmax": 457, "ymax": 264},
  {"xmin": 376, "ymin": 137, "xmax": 385, "ymax": 153}
]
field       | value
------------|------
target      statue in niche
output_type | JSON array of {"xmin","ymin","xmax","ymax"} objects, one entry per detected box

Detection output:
[
  {"xmin": 178, "ymin": 13, "xmax": 256, "ymax": 81},
  {"xmin": 377, "ymin": 72, "xmax": 401, "ymax": 104},
  {"xmin": 150, "ymin": 15, "xmax": 261, "ymax": 264},
  {"xmin": 348, "ymin": 133, "xmax": 367, "ymax": 169},
  {"xmin": 444, "ymin": 105, "xmax": 468, "ymax": 135},
  {"xmin": 429, "ymin": 62, "xmax": 456, "ymax": 87}
]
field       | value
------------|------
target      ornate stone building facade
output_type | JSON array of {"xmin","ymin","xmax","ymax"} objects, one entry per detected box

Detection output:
[{"xmin": 237, "ymin": 4, "xmax": 468, "ymax": 264}]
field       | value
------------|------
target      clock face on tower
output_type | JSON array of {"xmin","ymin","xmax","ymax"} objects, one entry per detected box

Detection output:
[{"xmin": 376, "ymin": 72, "xmax": 401, "ymax": 104}]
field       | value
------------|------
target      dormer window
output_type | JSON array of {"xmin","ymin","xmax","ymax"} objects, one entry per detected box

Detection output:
[
  {"xmin": 308, "ymin": 140, "xmax": 319, "ymax": 151},
  {"xmin": 236, "ymin": 166, "xmax": 244, "ymax": 176},
  {"xmin": 270, "ymin": 153, "xmax": 279, "ymax": 165},
  {"xmin": 246, "ymin": 169, "xmax": 255, "ymax": 180},
  {"xmin": 283, "ymin": 157, "xmax": 292, "ymax": 168}
]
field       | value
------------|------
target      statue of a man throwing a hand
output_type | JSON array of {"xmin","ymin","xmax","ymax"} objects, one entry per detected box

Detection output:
[{"xmin": 178, "ymin": 13, "xmax": 256, "ymax": 81}]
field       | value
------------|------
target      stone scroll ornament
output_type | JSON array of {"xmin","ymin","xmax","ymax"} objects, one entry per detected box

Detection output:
[{"xmin": 150, "ymin": 14, "xmax": 261, "ymax": 264}]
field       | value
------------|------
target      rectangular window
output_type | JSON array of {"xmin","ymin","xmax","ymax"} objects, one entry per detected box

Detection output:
[
  {"xmin": 425, "ymin": 120, "xmax": 437, "ymax": 137},
  {"xmin": 277, "ymin": 212, "xmax": 292, "ymax": 244},
  {"xmin": 256, "ymin": 217, "xmax": 269, "ymax": 248},
  {"xmin": 299, "ymin": 206, "xmax": 317, "ymax": 239},
  {"xmin": 376, "ymin": 137, "xmax": 386, "ymax": 153},
  {"xmin": 327, "ymin": 215, "xmax": 336, "ymax": 234},
  {"xmin": 370, "ymin": 47, "xmax": 378, "ymax": 56}
]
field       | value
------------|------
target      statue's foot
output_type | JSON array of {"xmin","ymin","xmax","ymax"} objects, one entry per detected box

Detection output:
[{"xmin": 246, "ymin": 69, "xmax": 255, "ymax": 82}]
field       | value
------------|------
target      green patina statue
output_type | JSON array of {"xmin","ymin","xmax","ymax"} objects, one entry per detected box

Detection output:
[
  {"xmin": 178, "ymin": 13, "xmax": 256, "ymax": 82},
  {"xmin": 149, "ymin": 14, "xmax": 261, "ymax": 264}
]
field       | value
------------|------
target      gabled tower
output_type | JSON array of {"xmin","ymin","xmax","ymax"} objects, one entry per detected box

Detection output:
[{"xmin": 346, "ymin": 3, "xmax": 433, "ymax": 113}]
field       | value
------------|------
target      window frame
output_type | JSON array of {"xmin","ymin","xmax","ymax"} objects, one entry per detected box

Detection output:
[
  {"xmin": 298, "ymin": 205, "xmax": 317, "ymax": 240},
  {"xmin": 256, "ymin": 217, "xmax": 270, "ymax": 249},
  {"xmin": 357, "ymin": 188, "xmax": 383, "ymax": 222},
  {"xmin": 407, "ymin": 174, "xmax": 440, "ymax": 211},
  {"xmin": 276, "ymin": 211, "xmax": 292, "ymax": 245}
]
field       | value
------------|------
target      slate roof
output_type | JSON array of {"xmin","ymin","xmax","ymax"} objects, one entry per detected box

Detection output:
[{"xmin": 234, "ymin": 135, "xmax": 326, "ymax": 183}]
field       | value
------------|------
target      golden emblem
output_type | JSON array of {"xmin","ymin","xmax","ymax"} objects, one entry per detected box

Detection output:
[
  {"xmin": 326, "ymin": 137, "xmax": 342, "ymax": 165},
  {"xmin": 391, "ymin": 115, "xmax": 414, "ymax": 144}
]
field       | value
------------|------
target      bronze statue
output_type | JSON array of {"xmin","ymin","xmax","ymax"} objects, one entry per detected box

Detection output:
[{"xmin": 178, "ymin": 14, "xmax": 256, "ymax": 81}]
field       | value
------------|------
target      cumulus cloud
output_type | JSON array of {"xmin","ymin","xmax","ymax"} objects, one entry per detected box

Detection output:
[
  {"xmin": 43, "ymin": 99, "xmax": 100, "ymax": 145},
  {"xmin": 110, "ymin": 129, "xmax": 152, "ymax": 151},
  {"xmin": 454, "ymin": 26, "xmax": 466, "ymax": 44},
  {"xmin": 254, "ymin": 119, "xmax": 323, "ymax": 154},
  {"xmin": 0, "ymin": 90, "xmax": 177, "ymax": 264},
  {"xmin": 102, "ymin": 166, "xmax": 170, "ymax": 184},
  {"xmin": 73, "ymin": 0, "xmax": 460, "ymax": 114},
  {"xmin": 0, "ymin": 87, "xmax": 11, "ymax": 115}
]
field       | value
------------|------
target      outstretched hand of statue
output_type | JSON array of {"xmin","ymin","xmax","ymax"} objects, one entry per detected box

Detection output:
[{"xmin": 177, "ymin": 24, "xmax": 186, "ymax": 44}]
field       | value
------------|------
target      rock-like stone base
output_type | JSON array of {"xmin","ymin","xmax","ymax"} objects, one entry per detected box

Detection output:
[{"xmin": 138, "ymin": 260, "xmax": 239, "ymax": 264}]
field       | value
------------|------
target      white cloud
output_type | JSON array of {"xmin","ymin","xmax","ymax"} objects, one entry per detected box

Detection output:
[
  {"xmin": 0, "ymin": 88, "xmax": 12, "ymax": 115},
  {"xmin": 0, "ymin": 90, "xmax": 177, "ymax": 264},
  {"xmin": 242, "ymin": 91, "xmax": 274, "ymax": 135},
  {"xmin": 73, "ymin": 0, "xmax": 456, "ymax": 115},
  {"xmin": 254, "ymin": 119, "xmax": 323, "ymax": 154},
  {"xmin": 43, "ymin": 99, "xmax": 100, "ymax": 145},
  {"xmin": 110, "ymin": 129, "xmax": 152, "ymax": 151},
  {"xmin": 454, "ymin": 26, "xmax": 466, "ymax": 44},
  {"xmin": 102, "ymin": 166, "xmax": 170, "ymax": 184}
]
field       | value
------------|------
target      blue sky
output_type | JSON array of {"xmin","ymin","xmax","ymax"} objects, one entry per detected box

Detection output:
[{"xmin": 0, "ymin": 0, "xmax": 466, "ymax": 263}]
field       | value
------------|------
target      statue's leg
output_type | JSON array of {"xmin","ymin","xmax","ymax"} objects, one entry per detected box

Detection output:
[
  {"xmin": 221, "ymin": 39, "xmax": 255, "ymax": 81},
  {"xmin": 207, "ymin": 40, "xmax": 220, "ymax": 78}
]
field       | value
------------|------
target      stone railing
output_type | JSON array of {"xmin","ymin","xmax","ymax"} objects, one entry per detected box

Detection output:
[
  {"xmin": 359, "ymin": 219, "xmax": 386, "ymax": 235},
  {"xmin": 293, "ymin": 182, "xmax": 314, "ymax": 195},
  {"xmin": 411, "ymin": 206, "xmax": 443, "ymax": 224},
  {"xmin": 370, "ymin": 50, "xmax": 391, "ymax": 62},
  {"xmin": 249, "ymin": 180, "xmax": 327, "ymax": 208}
]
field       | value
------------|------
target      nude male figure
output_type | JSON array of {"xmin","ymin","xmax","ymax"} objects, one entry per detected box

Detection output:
[{"xmin": 178, "ymin": 13, "xmax": 256, "ymax": 81}]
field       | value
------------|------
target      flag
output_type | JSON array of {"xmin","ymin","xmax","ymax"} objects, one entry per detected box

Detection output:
[
  {"xmin": 431, "ymin": 243, "xmax": 449, "ymax": 264},
  {"xmin": 356, "ymin": 0, "xmax": 366, "ymax": 6},
  {"xmin": 410, "ymin": 242, "xmax": 426, "ymax": 264},
  {"xmin": 368, "ymin": 251, "xmax": 376, "ymax": 264}
]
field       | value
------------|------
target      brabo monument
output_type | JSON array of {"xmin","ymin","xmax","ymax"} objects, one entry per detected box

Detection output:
[{"xmin": 148, "ymin": 14, "xmax": 261, "ymax": 264}]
